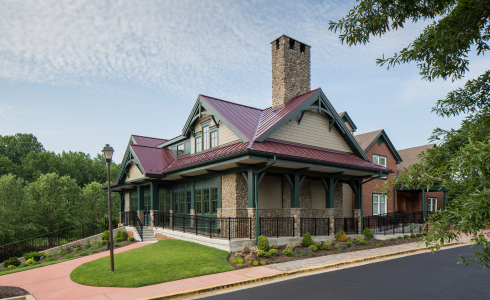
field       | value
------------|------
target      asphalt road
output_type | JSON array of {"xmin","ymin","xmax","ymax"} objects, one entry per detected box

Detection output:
[{"xmin": 203, "ymin": 245, "xmax": 489, "ymax": 300}]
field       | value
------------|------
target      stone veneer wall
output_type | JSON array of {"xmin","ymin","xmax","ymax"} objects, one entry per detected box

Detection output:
[
  {"xmin": 271, "ymin": 35, "xmax": 311, "ymax": 109},
  {"xmin": 220, "ymin": 173, "xmax": 248, "ymax": 218},
  {"xmin": 124, "ymin": 192, "xmax": 130, "ymax": 212}
]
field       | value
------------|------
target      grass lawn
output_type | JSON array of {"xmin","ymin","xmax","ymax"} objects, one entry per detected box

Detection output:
[{"xmin": 70, "ymin": 240, "xmax": 234, "ymax": 287}]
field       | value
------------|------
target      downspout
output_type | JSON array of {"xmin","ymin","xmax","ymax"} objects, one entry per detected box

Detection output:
[{"xmin": 254, "ymin": 155, "xmax": 276, "ymax": 244}]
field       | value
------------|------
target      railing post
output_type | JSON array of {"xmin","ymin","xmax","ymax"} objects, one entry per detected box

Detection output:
[
  {"xmin": 249, "ymin": 218, "xmax": 252, "ymax": 239},
  {"xmin": 314, "ymin": 218, "xmax": 317, "ymax": 237},
  {"xmin": 228, "ymin": 217, "xmax": 231, "ymax": 240},
  {"xmin": 209, "ymin": 217, "xmax": 212, "ymax": 238},
  {"xmin": 300, "ymin": 218, "xmax": 303, "ymax": 237},
  {"xmin": 344, "ymin": 218, "xmax": 347, "ymax": 233},
  {"xmin": 292, "ymin": 218, "xmax": 295, "ymax": 237},
  {"xmin": 196, "ymin": 216, "xmax": 198, "ymax": 236},
  {"xmin": 276, "ymin": 218, "xmax": 279, "ymax": 238},
  {"xmin": 183, "ymin": 215, "xmax": 186, "ymax": 233}
]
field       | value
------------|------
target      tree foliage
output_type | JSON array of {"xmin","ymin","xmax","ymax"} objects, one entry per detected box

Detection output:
[{"xmin": 330, "ymin": 0, "xmax": 490, "ymax": 267}]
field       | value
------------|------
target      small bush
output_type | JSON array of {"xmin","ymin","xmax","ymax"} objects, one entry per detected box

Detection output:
[
  {"xmin": 231, "ymin": 257, "xmax": 244, "ymax": 264},
  {"xmin": 335, "ymin": 230, "xmax": 348, "ymax": 242},
  {"xmin": 246, "ymin": 260, "xmax": 252, "ymax": 264},
  {"xmin": 363, "ymin": 228, "xmax": 374, "ymax": 239},
  {"xmin": 45, "ymin": 256, "xmax": 56, "ymax": 262},
  {"xmin": 253, "ymin": 260, "xmax": 259, "ymax": 266},
  {"xmin": 346, "ymin": 241, "xmax": 352, "ymax": 247},
  {"xmin": 25, "ymin": 258, "xmax": 35, "ymax": 265},
  {"xmin": 397, "ymin": 236, "xmax": 403, "ymax": 239},
  {"xmin": 410, "ymin": 233, "xmax": 416, "ymax": 238},
  {"xmin": 7, "ymin": 265, "xmax": 16, "ymax": 269},
  {"xmin": 83, "ymin": 239, "xmax": 91, "ymax": 249},
  {"xmin": 351, "ymin": 246, "xmax": 356, "ymax": 250},
  {"xmin": 416, "ymin": 233, "xmax": 422, "ymax": 237},
  {"xmin": 31, "ymin": 261, "xmax": 40, "ymax": 265},
  {"xmin": 314, "ymin": 243, "xmax": 321, "ymax": 249},
  {"xmin": 114, "ymin": 238, "xmax": 122, "ymax": 243},
  {"xmin": 322, "ymin": 243, "xmax": 332, "ymax": 250},
  {"xmin": 257, "ymin": 250, "xmax": 269, "ymax": 258},
  {"xmin": 3, "ymin": 257, "xmax": 21, "ymax": 268},
  {"xmin": 282, "ymin": 249, "xmax": 293, "ymax": 257},
  {"xmin": 237, "ymin": 263, "xmax": 243, "ymax": 268},
  {"xmin": 128, "ymin": 237, "xmax": 135, "ymax": 242},
  {"xmin": 115, "ymin": 230, "xmax": 129, "ymax": 241},
  {"xmin": 260, "ymin": 260, "xmax": 266, "ymax": 266},
  {"xmin": 337, "ymin": 247, "xmax": 343, "ymax": 252},
  {"xmin": 347, "ymin": 239, "xmax": 356, "ymax": 244},
  {"xmin": 74, "ymin": 245, "xmax": 81, "ymax": 253},
  {"xmin": 390, "ymin": 238, "xmax": 397, "ymax": 242},
  {"xmin": 422, "ymin": 232, "xmax": 428, "ymax": 236},
  {"xmin": 78, "ymin": 251, "xmax": 89, "ymax": 257},
  {"xmin": 270, "ymin": 242, "xmax": 278, "ymax": 249},
  {"xmin": 257, "ymin": 235, "xmax": 269, "ymax": 251},
  {"xmin": 65, "ymin": 253, "xmax": 74, "ymax": 259},
  {"xmin": 269, "ymin": 249, "xmax": 278, "ymax": 256},
  {"xmin": 101, "ymin": 231, "xmax": 109, "ymax": 242},
  {"xmin": 88, "ymin": 247, "xmax": 98, "ymax": 254},
  {"xmin": 355, "ymin": 234, "xmax": 366, "ymax": 242},
  {"xmin": 23, "ymin": 252, "xmax": 42, "ymax": 262},
  {"xmin": 308, "ymin": 245, "xmax": 318, "ymax": 252},
  {"xmin": 301, "ymin": 233, "xmax": 314, "ymax": 247},
  {"xmin": 94, "ymin": 239, "xmax": 102, "ymax": 248},
  {"xmin": 403, "ymin": 235, "xmax": 410, "ymax": 239},
  {"xmin": 359, "ymin": 240, "xmax": 368, "ymax": 246}
]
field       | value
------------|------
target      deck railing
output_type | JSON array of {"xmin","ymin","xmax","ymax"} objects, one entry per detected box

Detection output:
[
  {"xmin": 334, "ymin": 218, "xmax": 359, "ymax": 235},
  {"xmin": 300, "ymin": 218, "xmax": 330, "ymax": 236},
  {"xmin": 363, "ymin": 216, "xmax": 428, "ymax": 235},
  {"xmin": 259, "ymin": 217, "xmax": 295, "ymax": 237}
]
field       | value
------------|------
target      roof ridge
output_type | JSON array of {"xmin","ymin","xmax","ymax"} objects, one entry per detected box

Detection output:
[
  {"xmin": 132, "ymin": 134, "xmax": 168, "ymax": 141},
  {"xmin": 398, "ymin": 143, "xmax": 436, "ymax": 152},
  {"xmin": 251, "ymin": 110, "xmax": 265, "ymax": 143},
  {"xmin": 131, "ymin": 144, "xmax": 165, "ymax": 149},
  {"xmin": 265, "ymin": 138, "xmax": 357, "ymax": 156},
  {"xmin": 200, "ymin": 94, "xmax": 264, "ymax": 111},
  {"xmin": 354, "ymin": 129, "xmax": 383, "ymax": 137}
]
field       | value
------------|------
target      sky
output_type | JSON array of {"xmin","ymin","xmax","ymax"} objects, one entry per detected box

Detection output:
[{"xmin": 1, "ymin": 0, "xmax": 488, "ymax": 163}]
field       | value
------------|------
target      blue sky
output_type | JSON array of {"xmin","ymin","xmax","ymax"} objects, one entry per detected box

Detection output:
[{"xmin": 1, "ymin": 0, "xmax": 488, "ymax": 163}]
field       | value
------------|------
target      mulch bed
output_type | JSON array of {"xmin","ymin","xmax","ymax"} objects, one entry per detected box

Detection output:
[
  {"xmin": 228, "ymin": 236, "xmax": 425, "ymax": 269},
  {"xmin": 0, "ymin": 286, "xmax": 29, "ymax": 299}
]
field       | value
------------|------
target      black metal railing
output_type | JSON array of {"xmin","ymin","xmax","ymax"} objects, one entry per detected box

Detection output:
[
  {"xmin": 363, "ymin": 216, "xmax": 428, "ymax": 235},
  {"xmin": 143, "ymin": 211, "xmax": 151, "ymax": 226},
  {"xmin": 134, "ymin": 214, "xmax": 144, "ymax": 241},
  {"xmin": 259, "ymin": 217, "xmax": 294, "ymax": 237},
  {"xmin": 1, "ymin": 214, "xmax": 118, "ymax": 263},
  {"xmin": 153, "ymin": 212, "xmax": 251, "ymax": 240},
  {"xmin": 334, "ymin": 218, "xmax": 359, "ymax": 235},
  {"xmin": 120, "ymin": 211, "xmax": 137, "ymax": 226},
  {"xmin": 300, "ymin": 218, "xmax": 330, "ymax": 236}
]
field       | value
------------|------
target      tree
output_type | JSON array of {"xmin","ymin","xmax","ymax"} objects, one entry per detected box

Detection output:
[
  {"xmin": 330, "ymin": 0, "xmax": 490, "ymax": 267},
  {"xmin": 26, "ymin": 173, "xmax": 81, "ymax": 234},
  {"xmin": 0, "ymin": 174, "xmax": 33, "ymax": 245},
  {"xmin": 0, "ymin": 133, "xmax": 44, "ymax": 165},
  {"xmin": 80, "ymin": 182, "xmax": 119, "ymax": 223}
]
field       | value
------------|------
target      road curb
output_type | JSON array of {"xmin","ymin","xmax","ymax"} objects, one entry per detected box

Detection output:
[{"xmin": 140, "ymin": 242, "xmax": 466, "ymax": 300}]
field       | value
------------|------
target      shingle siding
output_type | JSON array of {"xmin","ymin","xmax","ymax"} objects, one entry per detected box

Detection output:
[{"xmin": 125, "ymin": 162, "xmax": 144, "ymax": 182}]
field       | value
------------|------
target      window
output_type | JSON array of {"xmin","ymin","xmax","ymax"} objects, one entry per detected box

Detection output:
[
  {"xmin": 211, "ymin": 188, "xmax": 218, "ymax": 213},
  {"xmin": 203, "ymin": 126, "xmax": 209, "ymax": 150},
  {"xmin": 195, "ymin": 177, "xmax": 220, "ymax": 215},
  {"xmin": 373, "ymin": 194, "xmax": 387, "ymax": 215},
  {"xmin": 177, "ymin": 144, "xmax": 184, "ymax": 156},
  {"xmin": 186, "ymin": 191, "xmax": 192, "ymax": 214},
  {"xmin": 174, "ymin": 192, "xmax": 179, "ymax": 212},
  {"xmin": 210, "ymin": 131, "xmax": 217, "ymax": 148},
  {"xmin": 130, "ymin": 192, "xmax": 138, "ymax": 211},
  {"xmin": 428, "ymin": 197, "xmax": 437, "ymax": 212},
  {"xmin": 372, "ymin": 154, "xmax": 387, "ymax": 167},
  {"xmin": 195, "ymin": 136, "xmax": 202, "ymax": 153},
  {"xmin": 196, "ymin": 189, "xmax": 202, "ymax": 214},
  {"xmin": 203, "ymin": 189, "xmax": 210, "ymax": 213},
  {"xmin": 179, "ymin": 191, "xmax": 185, "ymax": 214},
  {"xmin": 144, "ymin": 188, "xmax": 151, "ymax": 212}
]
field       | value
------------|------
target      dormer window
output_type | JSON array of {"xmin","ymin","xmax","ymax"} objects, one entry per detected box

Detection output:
[
  {"xmin": 372, "ymin": 154, "xmax": 387, "ymax": 167},
  {"xmin": 195, "ymin": 119, "xmax": 218, "ymax": 153},
  {"xmin": 203, "ymin": 126, "xmax": 209, "ymax": 151},
  {"xmin": 177, "ymin": 144, "xmax": 184, "ymax": 156}
]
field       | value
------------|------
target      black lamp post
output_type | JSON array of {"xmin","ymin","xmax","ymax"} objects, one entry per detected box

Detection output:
[{"xmin": 102, "ymin": 144, "xmax": 115, "ymax": 272}]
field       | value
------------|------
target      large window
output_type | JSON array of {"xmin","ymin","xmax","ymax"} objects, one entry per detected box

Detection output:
[
  {"xmin": 372, "ymin": 154, "xmax": 387, "ymax": 167},
  {"xmin": 428, "ymin": 197, "xmax": 437, "ymax": 212},
  {"xmin": 143, "ymin": 188, "xmax": 151, "ymax": 212},
  {"xmin": 373, "ymin": 193, "xmax": 387, "ymax": 215},
  {"xmin": 196, "ymin": 189, "xmax": 202, "ymax": 214},
  {"xmin": 172, "ymin": 182, "xmax": 192, "ymax": 214},
  {"xmin": 195, "ymin": 177, "xmax": 220, "ymax": 215},
  {"xmin": 130, "ymin": 191, "xmax": 138, "ymax": 211},
  {"xmin": 211, "ymin": 131, "xmax": 217, "ymax": 148},
  {"xmin": 159, "ymin": 188, "xmax": 171, "ymax": 213},
  {"xmin": 195, "ymin": 136, "xmax": 202, "ymax": 153},
  {"xmin": 195, "ymin": 120, "xmax": 218, "ymax": 153},
  {"xmin": 203, "ymin": 126, "xmax": 209, "ymax": 150},
  {"xmin": 177, "ymin": 144, "xmax": 184, "ymax": 156}
]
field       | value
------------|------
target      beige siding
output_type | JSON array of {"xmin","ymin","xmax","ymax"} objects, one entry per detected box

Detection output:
[
  {"xmin": 125, "ymin": 162, "xmax": 144, "ymax": 182},
  {"xmin": 342, "ymin": 183, "xmax": 353, "ymax": 217},
  {"xmin": 311, "ymin": 180, "xmax": 326, "ymax": 209},
  {"xmin": 269, "ymin": 109, "xmax": 352, "ymax": 152},
  {"xmin": 344, "ymin": 122, "xmax": 353, "ymax": 132},
  {"xmin": 219, "ymin": 124, "xmax": 240, "ymax": 146},
  {"xmin": 258, "ymin": 176, "xmax": 283, "ymax": 209}
]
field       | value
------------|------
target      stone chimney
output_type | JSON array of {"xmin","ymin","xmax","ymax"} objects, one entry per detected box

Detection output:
[{"xmin": 271, "ymin": 35, "xmax": 311, "ymax": 110}]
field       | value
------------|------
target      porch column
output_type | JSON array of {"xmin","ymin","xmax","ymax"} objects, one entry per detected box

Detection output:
[
  {"xmin": 444, "ymin": 191, "xmax": 447, "ymax": 208},
  {"xmin": 322, "ymin": 177, "xmax": 336, "ymax": 236},
  {"xmin": 292, "ymin": 174, "xmax": 301, "ymax": 208},
  {"xmin": 150, "ymin": 182, "xmax": 159, "ymax": 227},
  {"xmin": 247, "ymin": 169, "xmax": 255, "ymax": 208},
  {"xmin": 137, "ymin": 185, "xmax": 145, "ymax": 222},
  {"xmin": 421, "ymin": 188, "xmax": 426, "ymax": 220},
  {"xmin": 119, "ymin": 193, "xmax": 125, "ymax": 227},
  {"xmin": 348, "ymin": 180, "xmax": 362, "ymax": 234}
]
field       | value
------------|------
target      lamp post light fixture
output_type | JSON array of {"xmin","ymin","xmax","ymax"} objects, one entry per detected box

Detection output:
[{"xmin": 102, "ymin": 144, "xmax": 115, "ymax": 272}]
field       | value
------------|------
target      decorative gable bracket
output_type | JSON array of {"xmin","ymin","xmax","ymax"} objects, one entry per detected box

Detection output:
[{"xmin": 116, "ymin": 144, "xmax": 144, "ymax": 183}]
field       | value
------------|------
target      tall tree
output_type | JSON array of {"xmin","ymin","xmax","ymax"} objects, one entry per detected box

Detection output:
[
  {"xmin": 80, "ymin": 182, "xmax": 119, "ymax": 222},
  {"xmin": 0, "ymin": 133, "xmax": 44, "ymax": 165},
  {"xmin": 330, "ymin": 0, "xmax": 490, "ymax": 267}
]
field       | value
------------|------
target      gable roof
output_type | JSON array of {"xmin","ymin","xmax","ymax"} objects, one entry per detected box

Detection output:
[
  {"xmin": 131, "ymin": 135, "xmax": 168, "ymax": 147},
  {"xmin": 354, "ymin": 129, "xmax": 403, "ymax": 164},
  {"xmin": 396, "ymin": 144, "xmax": 435, "ymax": 175},
  {"xmin": 338, "ymin": 111, "xmax": 357, "ymax": 132}
]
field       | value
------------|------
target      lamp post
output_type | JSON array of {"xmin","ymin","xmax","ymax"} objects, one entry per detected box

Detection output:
[{"xmin": 102, "ymin": 144, "xmax": 115, "ymax": 272}]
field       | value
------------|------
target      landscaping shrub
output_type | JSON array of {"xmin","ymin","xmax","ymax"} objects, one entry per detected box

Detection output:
[
  {"xmin": 410, "ymin": 233, "xmax": 416, "ymax": 238},
  {"xmin": 322, "ymin": 243, "xmax": 332, "ymax": 250},
  {"xmin": 269, "ymin": 249, "xmax": 278, "ymax": 256},
  {"xmin": 128, "ymin": 237, "xmax": 135, "ymax": 242},
  {"xmin": 347, "ymin": 239, "xmax": 356, "ymax": 244},
  {"xmin": 351, "ymin": 246, "xmax": 356, "ymax": 250},
  {"xmin": 397, "ymin": 236, "xmax": 403, "ymax": 239},
  {"xmin": 26, "ymin": 258, "xmax": 35, "ymax": 265},
  {"xmin": 114, "ymin": 238, "xmax": 122, "ymax": 243},
  {"xmin": 65, "ymin": 253, "xmax": 74, "ymax": 259},
  {"xmin": 83, "ymin": 239, "xmax": 91, "ymax": 249},
  {"xmin": 314, "ymin": 243, "xmax": 321, "ymax": 249},
  {"xmin": 237, "ymin": 263, "xmax": 243, "ymax": 268},
  {"xmin": 355, "ymin": 234, "xmax": 366, "ymax": 242},
  {"xmin": 246, "ymin": 261, "xmax": 252, "ymax": 264},
  {"xmin": 78, "ymin": 252, "xmax": 89, "ymax": 257},
  {"xmin": 101, "ymin": 230, "xmax": 109, "ymax": 242},
  {"xmin": 253, "ymin": 260, "xmax": 259, "ymax": 266},
  {"xmin": 390, "ymin": 238, "xmax": 397, "ymax": 242},
  {"xmin": 335, "ymin": 230, "xmax": 348, "ymax": 242},
  {"xmin": 115, "ymin": 230, "xmax": 129, "ymax": 241},
  {"xmin": 308, "ymin": 245, "xmax": 318, "ymax": 252},
  {"xmin": 301, "ymin": 232, "xmax": 314, "ymax": 247},
  {"xmin": 94, "ymin": 239, "xmax": 102, "ymax": 248},
  {"xmin": 257, "ymin": 235, "xmax": 269, "ymax": 251},
  {"xmin": 359, "ymin": 240, "xmax": 368, "ymax": 246},
  {"xmin": 416, "ymin": 233, "xmax": 422, "ymax": 237},
  {"xmin": 270, "ymin": 242, "xmax": 278, "ymax": 249},
  {"xmin": 285, "ymin": 241, "xmax": 301, "ymax": 251},
  {"xmin": 257, "ymin": 250, "xmax": 269, "ymax": 258},
  {"xmin": 362, "ymin": 227, "xmax": 374, "ymax": 239},
  {"xmin": 346, "ymin": 241, "xmax": 352, "ymax": 247},
  {"xmin": 231, "ymin": 257, "xmax": 244, "ymax": 264},
  {"xmin": 245, "ymin": 253, "xmax": 254, "ymax": 262},
  {"xmin": 3, "ymin": 257, "xmax": 21, "ymax": 268},
  {"xmin": 282, "ymin": 249, "xmax": 293, "ymax": 257},
  {"xmin": 7, "ymin": 265, "xmax": 16, "ymax": 269},
  {"xmin": 23, "ymin": 252, "xmax": 42, "ymax": 262},
  {"xmin": 403, "ymin": 235, "xmax": 410, "ymax": 239},
  {"xmin": 337, "ymin": 247, "xmax": 343, "ymax": 252},
  {"xmin": 74, "ymin": 245, "xmax": 81, "ymax": 253},
  {"xmin": 45, "ymin": 256, "xmax": 56, "ymax": 262},
  {"xmin": 260, "ymin": 260, "xmax": 266, "ymax": 266},
  {"xmin": 422, "ymin": 233, "xmax": 428, "ymax": 236}
]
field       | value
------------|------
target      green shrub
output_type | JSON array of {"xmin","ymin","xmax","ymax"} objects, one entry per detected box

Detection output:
[
  {"xmin": 397, "ymin": 236, "xmax": 403, "ymax": 239},
  {"xmin": 78, "ymin": 252, "xmax": 89, "ymax": 257},
  {"xmin": 347, "ymin": 239, "xmax": 356, "ymax": 244},
  {"xmin": 269, "ymin": 249, "xmax": 278, "ymax": 256},
  {"xmin": 337, "ymin": 247, "xmax": 343, "ymax": 252},
  {"xmin": 237, "ymin": 263, "xmax": 243, "ymax": 268},
  {"xmin": 45, "ymin": 256, "xmax": 56, "ymax": 262},
  {"xmin": 362, "ymin": 228, "xmax": 374, "ymax": 239},
  {"xmin": 3, "ymin": 257, "xmax": 21, "ymax": 268},
  {"xmin": 101, "ymin": 231, "xmax": 109, "ymax": 242},
  {"xmin": 83, "ymin": 239, "xmax": 91, "ymax": 249},
  {"xmin": 94, "ymin": 239, "xmax": 103, "ymax": 248},
  {"xmin": 410, "ymin": 233, "xmax": 416, "ymax": 238},
  {"xmin": 257, "ymin": 250, "xmax": 269, "ymax": 258},
  {"xmin": 322, "ymin": 243, "xmax": 332, "ymax": 250},
  {"xmin": 23, "ymin": 252, "xmax": 42, "ymax": 262},
  {"xmin": 231, "ymin": 257, "xmax": 244, "ymax": 264},
  {"xmin": 115, "ymin": 230, "xmax": 129, "ymax": 241},
  {"xmin": 7, "ymin": 265, "xmax": 17, "ymax": 269},
  {"xmin": 114, "ymin": 238, "xmax": 122, "ymax": 243},
  {"xmin": 260, "ymin": 260, "xmax": 266, "ymax": 265},
  {"xmin": 65, "ymin": 253, "xmax": 74, "ymax": 259},
  {"xmin": 301, "ymin": 232, "xmax": 314, "ymax": 247},
  {"xmin": 416, "ymin": 233, "xmax": 422, "ymax": 237},
  {"xmin": 88, "ymin": 247, "xmax": 98, "ymax": 254},
  {"xmin": 74, "ymin": 245, "xmax": 81, "ymax": 253},
  {"xmin": 257, "ymin": 235, "xmax": 269, "ymax": 251},
  {"xmin": 351, "ymin": 246, "xmax": 356, "ymax": 250},
  {"xmin": 270, "ymin": 242, "xmax": 278, "ymax": 249},
  {"xmin": 390, "ymin": 238, "xmax": 397, "ymax": 242},
  {"xmin": 308, "ymin": 245, "xmax": 318, "ymax": 252},
  {"xmin": 346, "ymin": 241, "xmax": 352, "ymax": 247},
  {"xmin": 403, "ymin": 235, "xmax": 410, "ymax": 239},
  {"xmin": 253, "ymin": 260, "xmax": 259, "ymax": 266},
  {"xmin": 25, "ymin": 258, "xmax": 35, "ymax": 265},
  {"xmin": 246, "ymin": 260, "xmax": 252, "ymax": 264},
  {"xmin": 422, "ymin": 232, "xmax": 428, "ymax": 236},
  {"xmin": 355, "ymin": 234, "xmax": 366, "ymax": 242},
  {"xmin": 359, "ymin": 240, "xmax": 368, "ymax": 246},
  {"xmin": 335, "ymin": 230, "xmax": 348, "ymax": 242},
  {"xmin": 31, "ymin": 261, "xmax": 40, "ymax": 265},
  {"xmin": 282, "ymin": 249, "xmax": 293, "ymax": 257},
  {"xmin": 314, "ymin": 243, "xmax": 321, "ymax": 249},
  {"xmin": 128, "ymin": 237, "xmax": 135, "ymax": 242}
]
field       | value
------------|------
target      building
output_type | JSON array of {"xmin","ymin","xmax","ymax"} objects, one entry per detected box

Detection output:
[{"xmin": 108, "ymin": 35, "xmax": 392, "ymax": 245}]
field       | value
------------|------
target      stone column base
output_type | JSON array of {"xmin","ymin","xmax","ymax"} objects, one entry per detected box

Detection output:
[{"xmin": 354, "ymin": 209, "xmax": 362, "ymax": 234}]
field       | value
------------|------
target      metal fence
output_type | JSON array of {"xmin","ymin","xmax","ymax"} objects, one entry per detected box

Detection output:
[
  {"xmin": 1, "ymin": 214, "xmax": 118, "ymax": 263},
  {"xmin": 363, "ymin": 217, "xmax": 428, "ymax": 235},
  {"xmin": 334, "ymin": 218, "xmax": 359, "ymax": 235},
  {"xmin": 300, "ymin": 218, "xmax": 330, "ymax": 236},
  {"xmin": 154, "ymin": 212, "xmax": 251, "ymax": 240},
  {"xmin": 259, "ymin": 218, "xmax": 295, "ymax": 237}
]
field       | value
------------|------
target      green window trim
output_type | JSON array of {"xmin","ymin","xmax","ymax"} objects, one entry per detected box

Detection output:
[
  {"xmin": 372, "ymin": 193, "xmax": 387, "ymax": 216},
  {"xmin": 129, "ymin": 191, "xmax": 138, "ymax": 212},
  {"xmin": 195, "ymin": 121, "xmax": 219, "ymax": 154},
  {"xmin": 194, "ymin": 177, "xmax": 220, "ymax": 215},
  {"xmin": 158, "ymin": 187, "xmax": 171, "ymax": 213},
  {"xmin": 372, "ymin": 153, "xmax": 387, "ymax": 168},
  {"xmin": 170, "ymin": 140, "xmax": 191, "ymax": 157}
]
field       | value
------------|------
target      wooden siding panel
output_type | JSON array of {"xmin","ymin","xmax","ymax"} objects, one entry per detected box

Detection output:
[{"xmin": 125, "ymin": 162, "xmax": 144, "ymax": 182}]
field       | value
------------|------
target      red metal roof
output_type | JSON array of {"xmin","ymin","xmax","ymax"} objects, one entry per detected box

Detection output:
[
  {"xmin": 200, "ymin": 95, "xmax": 263, "ymax": 141},
  {"xmin": 132, "ymin": 135, "xmax": 168, "ymax": 147},
  {"xmin": 130, "ymin": 144, "xmax": 173, "ymax": 175}
]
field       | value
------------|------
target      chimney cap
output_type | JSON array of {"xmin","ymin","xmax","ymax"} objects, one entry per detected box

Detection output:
[{"xmin": 270, "ymin": 34, "xmax": 311, "ymax": 47}]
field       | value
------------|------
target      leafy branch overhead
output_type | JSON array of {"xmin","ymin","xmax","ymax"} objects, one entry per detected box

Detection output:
[
  {"xmin": 329, "ymin": 0, "xmax": 490, "ymax": 81},
  {"xmin": 330, "ymin": 0, "xmax": 490, "ymax": 267}
]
